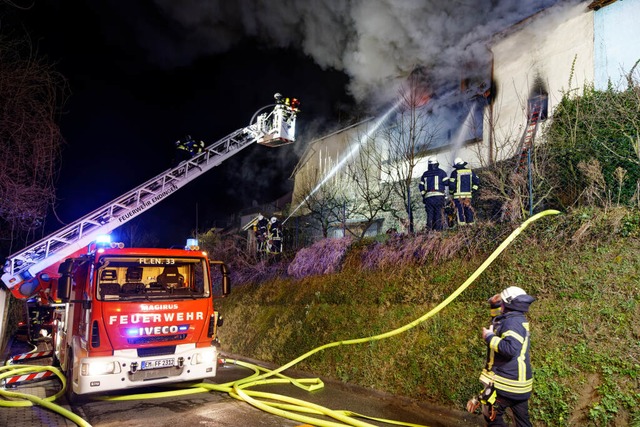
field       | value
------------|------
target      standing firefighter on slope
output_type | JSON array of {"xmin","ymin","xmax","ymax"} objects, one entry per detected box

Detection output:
[
  {"xmin": 467, "ymin": 286, "xmax": 535, "ymax": 427},
  {"xmin": 419, "ymin": 156, "xmax": 449, "ymax": 231},
  {"xmin": 449, "ymin": 157, "xmax": 479, "ymax": 225},
  {"xmin": 268, "ymin": 216, "xmax": 283, "ymax": 254},
  {"xmin": 254, "ymin": 214, "xmax": 269, "ymax": 254}
]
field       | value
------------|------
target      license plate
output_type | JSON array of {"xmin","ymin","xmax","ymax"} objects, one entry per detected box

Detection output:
[{"xmin": 141, "ymin": 358, "xmax": 175, "ymax": 370}]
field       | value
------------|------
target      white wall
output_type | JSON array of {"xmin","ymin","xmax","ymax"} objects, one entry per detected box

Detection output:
[
  {"xmin": 594, "ymin": 0, "xmax": 640, "ymax": 89},
  {"xmin": 489, "ymin": 2, "xmax": 594, "ymax": 162}
]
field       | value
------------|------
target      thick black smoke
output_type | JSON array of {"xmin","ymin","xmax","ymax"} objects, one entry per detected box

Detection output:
[{"xmin": 94, "ymin": 0, "xmax": 575, "ymax": 106}]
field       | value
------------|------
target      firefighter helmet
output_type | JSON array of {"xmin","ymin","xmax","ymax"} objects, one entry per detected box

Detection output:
[
  {"xmin": 500, "ymin": 286, "xmax": 527, "ymax": 304},
  {"xmin": 258, "ymin": 214, "xmax": 264, "ymax": 221},
  {"xmin": 270, "ymin": 217, "xmax": 277, "ymax": 224},
  {"xmin": 428, "ymin": 156, "xmax": 438, "ymax": 165},
  {"xmin": 454, "ymin": 157, "xmax": 464, "ymax": 166}
]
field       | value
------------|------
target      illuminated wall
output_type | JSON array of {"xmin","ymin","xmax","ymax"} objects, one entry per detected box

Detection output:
[{"xmin": 594, "ymin": 0, "xmax": 640, "ymax": 89}]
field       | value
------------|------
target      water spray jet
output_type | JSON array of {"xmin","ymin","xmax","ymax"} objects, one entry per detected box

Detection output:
[{"xmin": 283, "ymin": 99, "xmax": 403, "ymax": 224}]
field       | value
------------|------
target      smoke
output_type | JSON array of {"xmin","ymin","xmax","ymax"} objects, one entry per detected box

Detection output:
[{"xmin": 115, "ymin": 0, "xmax": 573, "ymax": 107}]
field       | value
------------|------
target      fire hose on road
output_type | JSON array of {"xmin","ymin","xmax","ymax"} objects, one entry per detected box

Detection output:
[{"xmin": 1, "ymin": 210, "xmax": 560, "ymax": 427}]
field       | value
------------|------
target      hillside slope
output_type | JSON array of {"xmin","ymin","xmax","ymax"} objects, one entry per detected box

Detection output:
[{"xmin": 217, "ymin": 208, "xmax": 640, "ymax": 427}]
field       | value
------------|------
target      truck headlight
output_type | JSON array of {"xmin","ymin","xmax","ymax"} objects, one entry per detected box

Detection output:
[
  {"xmin": 191, "ymin": 349, "xmax": 215, "ymax": 365},
  {"xmin": 81, "ymin": 361, "xmax": 120, "ymax": 376}
]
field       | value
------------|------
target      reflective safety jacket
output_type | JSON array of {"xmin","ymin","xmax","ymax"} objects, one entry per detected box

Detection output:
[
  {"xmin": 175, "ymin": 140, "xmax": 190, "ymax": 152},
  {"xmin": 480, "ymin": 310, "xmax": 533, "ymax": 400},
  {"xmin": 269, "ymin": 222, "xmax": 282, "ymax": 240},
  {"xmin": 419, "ymin": 163, "xmax": 448, "ymax": 199},
  {"xmin": 449, "ymin": 163, "xmax": 479, "ymax": 198}
]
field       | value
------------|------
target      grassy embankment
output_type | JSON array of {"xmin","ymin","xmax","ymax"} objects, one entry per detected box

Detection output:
[{"xmin": 217, "ymin": 207, "xmax": 640, "ymax": 427}]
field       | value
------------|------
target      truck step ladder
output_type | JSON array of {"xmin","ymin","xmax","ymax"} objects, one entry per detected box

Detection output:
[
  {"xmin": 9, "ymin": 350, "xmax": 54, "ymax": 364},
  {"xmin": 3, "ymin": 369, "xmax": 57, "ymax": 388},
  {"xmin": 3, "ymin": 349, "xmax": 57, "ymax": 387}
]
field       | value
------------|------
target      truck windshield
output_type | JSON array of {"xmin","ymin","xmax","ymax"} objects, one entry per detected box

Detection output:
[{"xmin": 96, "ymin": 256, "xmax": 210, "ymax": 301}]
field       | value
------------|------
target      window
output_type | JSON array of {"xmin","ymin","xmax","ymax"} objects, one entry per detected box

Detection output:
[{"xmin": 528, "ymin": 94, "xmax": 548, "ymax": 122}]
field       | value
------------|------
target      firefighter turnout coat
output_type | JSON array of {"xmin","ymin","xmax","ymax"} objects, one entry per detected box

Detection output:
[{"xmin": 479, "ymin": 303, "xmax": 534, "ymax": 400}]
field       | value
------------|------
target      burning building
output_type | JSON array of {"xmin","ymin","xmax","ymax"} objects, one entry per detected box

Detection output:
[{"xmin": 289, "ymin": 0, "xmax": 640, "ymax": 237}]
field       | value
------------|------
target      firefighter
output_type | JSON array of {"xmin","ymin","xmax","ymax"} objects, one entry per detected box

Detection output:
[
  {"xmin": 418, "ymin": 156, "xmax": 449, "ymax": 231},
  {"xmin": 467, "ymin": 286, "xmax": 535, "ymax": 426},
  {"xmin": 268, "ymin": 216, "xmax": 282, "ymax": 254},
  {"xmin": 192, "ymin": 139, "xmax": 205, "ymax": 155},
  {"xmin": 448, "ymin": 157, "xmax": 479, "ymax": 225},
  {"xmin": 173, "ymin": 135, "xmax": 193, "ymax": 167},
  {"xmin": 254, "ymin": 214, "xmax": 269, "ymax": 254}
]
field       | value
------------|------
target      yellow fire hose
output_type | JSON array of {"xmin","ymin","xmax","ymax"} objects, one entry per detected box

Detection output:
[
  {"xmin": 1, "ymin": 210, "xmax": 560, "ymax": 427},
  {"xmin": 0, "ymin": 363, "xmax": 91, "ymax": 427}
]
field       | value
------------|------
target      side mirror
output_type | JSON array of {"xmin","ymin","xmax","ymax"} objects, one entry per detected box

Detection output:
[
  {"xmin": 210, "ymin": 261, "xmax": 231, "ymax": 297},
  {"xmin": 57, "ymin": 276, "xmax": 72, "ymax": 303},
  {"xmin": 57, "ymin": 259, "xmax": 74, "ymax": 303}
]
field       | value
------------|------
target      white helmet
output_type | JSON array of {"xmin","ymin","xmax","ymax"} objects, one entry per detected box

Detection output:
[
  {"xmin": 500, "ymin": 286, "xmax": 527, "ymax": 304},
  {"xmin": 257, "ymin": 214, "xmax": 264, "ymax": 220},
  {"xmin": 454, "ymin": 157, "xmax": 464, "ymax": 166},
  {"xmin": 270, "ymin": 217, "xmax": 277, "ymax": 224},
  {"xmin": 428, "ymin": 156, "xmax": 438, "ymax": 165}
]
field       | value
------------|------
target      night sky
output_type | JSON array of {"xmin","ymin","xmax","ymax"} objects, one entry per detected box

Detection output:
[
  {"xmin": 4, "ymin": 0, "xmax": 568, "ymax": 247},
  {"xmin": 8, "ymin": 1, "xmax": 355, "ymax": 247}
]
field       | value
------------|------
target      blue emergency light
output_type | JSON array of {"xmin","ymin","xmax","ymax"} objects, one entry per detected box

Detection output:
[
  {"xmin": 185, "ymin": 238, "xmax": 199, "ymax": 250},
  {"xmin": 95, "ymin": 234, "xmax": 112, "ymax": 246}
]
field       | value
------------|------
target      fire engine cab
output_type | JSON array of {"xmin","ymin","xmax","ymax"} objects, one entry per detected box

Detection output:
[{"xmin": 53, "ymin": 237, "xmax": 230, "ymax": 400}]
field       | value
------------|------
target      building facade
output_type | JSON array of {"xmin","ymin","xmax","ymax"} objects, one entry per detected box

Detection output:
[{"xmin": 290, "ymin": 0, "xmax": 640, "ymax": 237}]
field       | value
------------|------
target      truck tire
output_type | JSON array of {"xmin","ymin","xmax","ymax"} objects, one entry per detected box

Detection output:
[{"xmin": 65, "ymin": 348, "xmax": 79, "ymax": 405}]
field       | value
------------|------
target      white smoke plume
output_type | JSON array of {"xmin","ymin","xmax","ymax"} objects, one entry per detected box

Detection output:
[{"xmin": 118, "ymin": 0, "xmax": 575, "ymax": 106}]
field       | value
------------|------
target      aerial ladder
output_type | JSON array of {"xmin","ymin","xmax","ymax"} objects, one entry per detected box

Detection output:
[
  {"xmin": 514, "ymin": 94, "xmax": 546, "ymax": 173},
  {"xmin": 1, "ymin": 93, "xmax": 300, "ymax": 301}
]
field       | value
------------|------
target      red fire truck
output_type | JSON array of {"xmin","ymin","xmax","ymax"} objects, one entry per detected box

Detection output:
[
  {"xmin": 53, "ymin": 241, "xmax": 230, "ymax": 401},
  {"xmin": 1, "ymin": 94, "xmax": 299, "ymax": 400}
]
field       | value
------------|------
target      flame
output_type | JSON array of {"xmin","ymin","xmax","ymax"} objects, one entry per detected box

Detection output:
[{"xmin": 401, "ymin": 66, "xmax": 433, "ymax": 108}]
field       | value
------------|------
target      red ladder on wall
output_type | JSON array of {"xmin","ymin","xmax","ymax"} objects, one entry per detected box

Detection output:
[{"xmin": 515, "ymin": 101, "xmax": 543, "ymax": 173}]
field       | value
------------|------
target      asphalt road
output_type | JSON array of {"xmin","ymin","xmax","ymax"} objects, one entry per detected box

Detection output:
[
  {"xmin": 69, "ymin": 356, "xmax": 482, "ymax": 427},
  {"xmin": 2, "ymin": 339, "xmax": 482, "ymax": 427}
]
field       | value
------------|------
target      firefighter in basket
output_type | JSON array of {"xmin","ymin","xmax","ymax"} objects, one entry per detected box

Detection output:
[{"xmin": 267, "ymin": 216, "xmax": 283, "ymax": 254}]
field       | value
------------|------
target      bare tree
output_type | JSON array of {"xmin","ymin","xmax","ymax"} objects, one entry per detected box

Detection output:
[
  {"xmin": 341, "ymin": 128, "xmax": 393, "ymax": 239},
  {"xmin": 379, "ymin": 83, "xmax": 439, "ymax": 233},
  {"xmin": 294, "ymin": 168, "xmax": 346, "ymax": 238},
  {"xmin": 0, "ymin": 36, "xmax": 67, "ymax": 254}
]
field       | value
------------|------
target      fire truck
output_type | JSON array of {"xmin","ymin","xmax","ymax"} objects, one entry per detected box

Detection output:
[{"xmin": 1, "ymin": 94, "xmax": 299, "ymax": 401}]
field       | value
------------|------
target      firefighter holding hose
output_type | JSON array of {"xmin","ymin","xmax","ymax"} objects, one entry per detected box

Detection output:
[
  {"xmin": 467, "ymin": 286, "xmax": 535, "ymax": 426},
  {"xmin": 419, "ymin": 156, "xmax": 449, "ymax": 231},
  {"xmin": 449, "ymin": 157, "xmax": 479, "ymax": 225}
]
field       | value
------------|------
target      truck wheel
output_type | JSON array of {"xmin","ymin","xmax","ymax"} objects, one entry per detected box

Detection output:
[
  {"xmin": 65, "ymin": 348, "xmax": 79, "ymax": 405},
  {"xmin": 51, "ymin": 350, "xmax": 60, "ymax": 368}
]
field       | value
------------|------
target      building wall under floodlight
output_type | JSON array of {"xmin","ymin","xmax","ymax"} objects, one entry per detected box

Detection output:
[{"xmin": 594, "ymin": 0, "xmax": 640, "ymax": 90}]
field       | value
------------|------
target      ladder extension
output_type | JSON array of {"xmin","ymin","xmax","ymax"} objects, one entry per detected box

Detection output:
[{"xmin": 2, "ymin": 100, "xmax": 298, "ymax": 292}]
